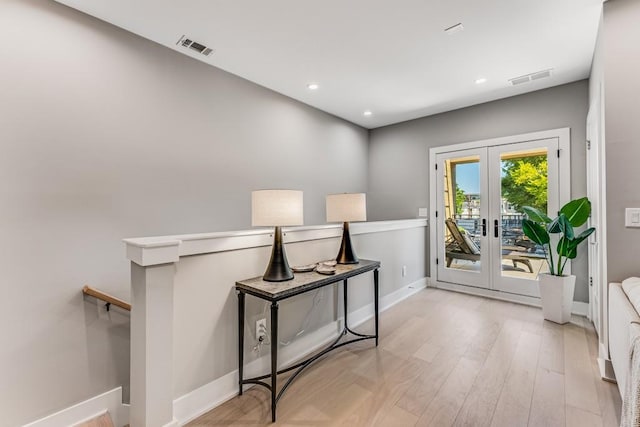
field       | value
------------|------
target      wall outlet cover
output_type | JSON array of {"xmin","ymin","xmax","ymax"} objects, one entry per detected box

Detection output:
[
  {"xmin": 256, "ymin": 318, "xmax": 267, "ymax": 339},
  {"xmin": 625, "ymin": 208, "xmax": 640, "ymax": 227}
]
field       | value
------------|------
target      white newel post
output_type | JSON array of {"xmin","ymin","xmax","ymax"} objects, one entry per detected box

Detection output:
[{"xmin": 125, "ymin": 239, "xmax": 181, "ymax": 427}]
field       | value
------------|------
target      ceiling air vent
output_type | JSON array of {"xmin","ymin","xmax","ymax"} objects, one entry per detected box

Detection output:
[
  {"xmin": 444, "ymin": 23, "xmax": 464, "ymax": 35},
  {"xmin": 509, "ymin": 68, "xmax": 553, "ymax": 86},
  {"xmin": 176, "ymin": 35, "xmax": 214, "ymax": 57},
  {"xmin": 531, "ymin": 69, "xmax": 552, "ymax": 81}
]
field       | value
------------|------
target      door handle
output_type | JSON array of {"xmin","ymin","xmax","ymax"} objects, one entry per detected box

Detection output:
[
  {"xmin": 494, "ymin": 219, "xmax": 499, "ymax": 238},
  {"xmin": 482, "ymin": 219, "xmax": 487, "ymax": 236}
]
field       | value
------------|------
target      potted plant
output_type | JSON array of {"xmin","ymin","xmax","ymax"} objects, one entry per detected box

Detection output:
[{"xmin": 521, "ymin": 197, "xmax": 595, "ymax": 324}]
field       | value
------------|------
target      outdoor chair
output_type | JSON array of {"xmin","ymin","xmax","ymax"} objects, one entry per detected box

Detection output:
[{"xmin": 444, "ymin": 218, "xmax": 534, "ymax": 273}]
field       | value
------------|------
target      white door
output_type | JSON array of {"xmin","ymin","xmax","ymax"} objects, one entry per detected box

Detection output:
[
  {"xmin": 436, "ymin": 138, "xmax": 560, "ymax": 297},
  {"xmin": 435, "ymin": 148, "xmax": 489, "ymax": 288},
  {"xmin": 489, "ymin": 139, "xmax": 559, "ymax": 297}
]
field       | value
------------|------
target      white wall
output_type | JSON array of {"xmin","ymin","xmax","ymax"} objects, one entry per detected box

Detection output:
[
  {"xmin": 368, "ymin": 81, "xmax": 590, "ymax": 302},
  {"xmin": 0, "ymin": 0, "xmax": 367, "ymax": 425}
]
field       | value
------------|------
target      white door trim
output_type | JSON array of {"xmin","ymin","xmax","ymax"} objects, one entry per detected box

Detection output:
[
  {"xmin": 587, "ymin": 82, "xmax": 609, "ymax": 365},
  {"xmin": 429, "ymin": 128, "xmax": 571, "ymax": 295}
]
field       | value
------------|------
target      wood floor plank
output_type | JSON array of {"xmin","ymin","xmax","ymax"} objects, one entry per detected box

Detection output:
[
  {"xmin": 528, "ymin": 367, "xmax": 565, "ymax": 427},
  {"xmin": 381, "ymin": 315, "xmax": 439, "ymax": 359},
  {"xmin": 566, "ymin": 405, "xmax": 603, "ymax": 427},
  {"xmin": 463, "ymin": 318, "xmax": 503, "ymax": 363},
  {"xmin": 396, "ymin": 307, "xmax": 483, "ymax": 417},
  {"xmin": 395, "ymin": 348, "xmax": 462, "ymax": 417},
  {"xmin": 314, "ymin": 382, "xmax": 373, "ymax": 422},
  {"xmin": 373, "ymin": 404, "xmax": 418, "ymax": 427},
  {"xmin": 564, "ymin": 322, "xmax": 601, "ymax": 415},
  {"xmin": 538, "ymin": 320, "xmax": 565, "ymax": 374},
  {"xmin": 490, "ymin": 331, "xmax": 541, "ymax": 427},
  {"xmin": 452, "ymin": 319, "xmax": 524, "ymax": 427},
  {"xmin": 416, "ymin": 357, "xmax": 483, "ymax": 426},
  {"xmin": 344, "ymin": 355, "xmax": 424, "ymax": 426}
]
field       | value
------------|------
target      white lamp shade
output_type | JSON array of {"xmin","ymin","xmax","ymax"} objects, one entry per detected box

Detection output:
[
  {"xmin": 252, "ymin": 190, "xmax": 304, "ymax": 226},
  {"xmin": 326, "ymin": 193, "xmax": 367, "ymax": 223}
]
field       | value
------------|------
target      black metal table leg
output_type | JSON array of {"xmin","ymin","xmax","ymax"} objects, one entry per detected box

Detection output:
[
  {"xmin": 238, "ymin": 291, "xmax": 245, "ymax": 395},
  {"xmin": 374, "ymin": 269, "xmax": 379, "ymax": 346},
  {"xmin": 343, "ymin": 279, "xmax": 348, "ymax": 329},
  {"xmin": 270, "ymin": 301, "xmax": 279, "ymax": 422}
]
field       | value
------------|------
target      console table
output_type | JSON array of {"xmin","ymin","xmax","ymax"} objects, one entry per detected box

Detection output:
[{"xmin": 235, "ymin": 259, "xmax": 380, "ymax": 422}]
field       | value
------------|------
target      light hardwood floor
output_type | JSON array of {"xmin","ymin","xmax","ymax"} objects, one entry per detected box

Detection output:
[{"xmin": 188, "ymin": 288, "xmax": 621, "ymax": 427}]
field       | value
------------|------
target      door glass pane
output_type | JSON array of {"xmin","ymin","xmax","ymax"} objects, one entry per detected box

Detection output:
[
  {"xmin": 499, "ymin": 148, "xmax": 550, "ymax": 278},
  {"xmin": 443, "ymin": 156, "xmax": 481, "ymax": 272}
]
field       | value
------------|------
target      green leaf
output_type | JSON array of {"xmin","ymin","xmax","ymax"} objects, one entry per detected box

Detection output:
[
  {"xmin": 557, "ymin": 236, "xmax": 572, "ymax": 257},
  {"xmin": 549, "ymin": 214, "xmax": 574, "ymax": 235},
  {"xmin": 522, "ymin": 219, "xmax": 549, "ymax": 245},
  {"xmin": 571, "ymin": 228, "xmax": 595, "ymax": 247},
  {"xmin": 548, "ymin": 217, "xmax": 561, "ymax": 233},
  {"xmin": 523, "ymin": 206, "xmax": 552, "ymax": 223},
  {"xmin": 559, "ymin": 214, "xmax": 574, "ymax": 239},
  {"xmin": 560, "ymin": 197, "xmax": 591, "ymax": 227}
]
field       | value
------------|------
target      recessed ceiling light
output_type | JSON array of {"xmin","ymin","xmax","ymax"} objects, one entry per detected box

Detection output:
[
  {"xmin": 444, "ymin": 23, "xmax": 464, "ymax": 35},
  {"xmin": 307, "ymin": 83, "xmax": 319, "ymax": 90},
  {"xmin": 475, "ymin": 78, "xmax": 487, "ymax": 84},
  {"xmin": 363, "ymin": 110, "xmax": 373, "ymax": 117}
]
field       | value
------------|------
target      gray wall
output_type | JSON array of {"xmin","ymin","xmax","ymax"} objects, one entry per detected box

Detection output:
[
  {"xmin": 603, "ymin": 0, "xmax": 640, "ymax": 282},
  {"xmin": 368, "ymin": 81, "xmax": 590, "ymax": 301},
  {"xmin": 0, "ymin": 0, "xmax": 367, "ymax": 425}
]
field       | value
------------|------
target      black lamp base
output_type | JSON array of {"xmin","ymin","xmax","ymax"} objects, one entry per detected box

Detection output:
[
  {"xmin": 263, "ymin": 226, "xmax": 294, "ymax": 282},
  {"xmin": 336, "ymin": 222, "xmax": 359, "ymax": 264}
]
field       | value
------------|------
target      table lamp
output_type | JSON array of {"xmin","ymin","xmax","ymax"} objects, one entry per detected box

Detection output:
[
  {"xmin": 252, "ymin": 190, "xmax": 304, "ymax": 282},
  {"xmin": 326, "ymin": 193, "xmax": 367, "ymax": 264}
]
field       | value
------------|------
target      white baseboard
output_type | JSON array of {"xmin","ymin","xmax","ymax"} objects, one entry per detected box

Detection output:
[
  {"xmin": 597, "ymin": 356, "xmax": 617, "ymax": 384},
  {"xmin": 22, "ymin": 387, "xmax": 129, "ymax": 427},
  {"xmin": 572, "ymin": 301, "xmax": 589, "ymax": 317},
  {"xmin": 172, "ymin": 276, "xmax": 428, "ymax": 425}
]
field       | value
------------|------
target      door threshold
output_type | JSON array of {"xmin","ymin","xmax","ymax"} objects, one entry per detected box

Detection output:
[{"xmin": 433, "ymin": 280, "xmax": 541, "ymax": 307}]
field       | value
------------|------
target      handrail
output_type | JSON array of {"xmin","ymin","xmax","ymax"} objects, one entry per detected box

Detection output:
[{"xmin": 82, "ymin": 285, "xmax": 131, "ymax": 311}]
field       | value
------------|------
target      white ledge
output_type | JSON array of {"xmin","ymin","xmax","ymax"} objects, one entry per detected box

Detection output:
[{"xmin": 124, "ymin": 218, "xmax": 427, "ymax": 266}]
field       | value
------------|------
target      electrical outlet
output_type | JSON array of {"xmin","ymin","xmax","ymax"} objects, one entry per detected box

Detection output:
[
  {"xmin": 402, "ymin": 265, "xmax": 407, "ymax": 277},
  {"xmin": 256, "ymin": 318, "xmax": 267, "ymax": 340}
]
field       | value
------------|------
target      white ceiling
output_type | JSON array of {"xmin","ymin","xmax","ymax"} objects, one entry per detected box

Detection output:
[{"xmin": 54, "ymin": 0, "xmax": 602, "ymax": 129}]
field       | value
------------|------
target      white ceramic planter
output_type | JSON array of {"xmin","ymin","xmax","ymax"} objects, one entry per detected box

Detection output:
[{"xmin": 538, "ymin": 273, "xmax": 576, "ymax": 324}]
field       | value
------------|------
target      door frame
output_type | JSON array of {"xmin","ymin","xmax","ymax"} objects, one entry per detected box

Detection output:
[
  {"xmin": 587, "ymin": 83, "xmax": 611, "ymax": 372},
  {"xmin": 429, "ymin": 128, "xmax": 571, "ymax": 304}
]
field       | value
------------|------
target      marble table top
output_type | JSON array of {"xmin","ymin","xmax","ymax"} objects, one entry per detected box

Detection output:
[{"xmin": 236, "ymin": 259, "xmax": 380, "ymax": 301}]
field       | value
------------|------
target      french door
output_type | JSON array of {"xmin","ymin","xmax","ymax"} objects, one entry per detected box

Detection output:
[{"xmin": 435, "ymin": 138, "xmax": 560, "ymax": 297}]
